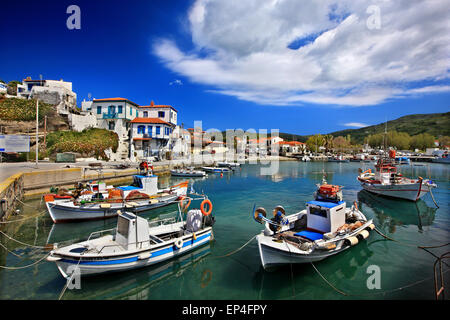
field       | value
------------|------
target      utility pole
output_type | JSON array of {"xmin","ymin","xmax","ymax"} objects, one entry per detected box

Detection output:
[{"xmin": 35, "ymin": 99, "xmax": 39, "ymax": 168}]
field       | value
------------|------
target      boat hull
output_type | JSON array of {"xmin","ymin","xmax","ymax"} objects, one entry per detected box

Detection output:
[
  {"xmin": 257, "ymin": 236, "xmax": 351, "ymax": 270},
  {"xmin": 359, "ymin": 180, "xmax": 433, "ymax": 201},
  {"xmin": 46, "ymin": 194, "xmax": 179, "ymax": 223},
  {"xmin": 170, "ymin": 171, "xmax": 206, "ymax": 177},
  {"xmin": 54, "ymin": 229, "xmax": 212, "ymax": 278}
]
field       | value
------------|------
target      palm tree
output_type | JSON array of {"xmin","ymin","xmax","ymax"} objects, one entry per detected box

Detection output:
[{"xmin": 324, "ymin": 134, "xmax": 334, "ymax": 153}]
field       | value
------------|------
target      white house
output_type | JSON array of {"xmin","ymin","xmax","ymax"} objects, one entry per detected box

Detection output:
[
  {"xmin": 129, "ymin": 117, "xmax": 175, "ymax": 161},
  {"xmin": 138, "ymin": 101, "xmax": 177, "ymax": 125},
  {"xmin": 16, "ymin": 77, "xmax": 77, "ymax": 114},
  {"xmin": 0, "ymin": 83, "xmax": 7, "ymax": 94},
  {"xmin": 92, "ymin": 97, "xmax": 141, "ymax": 160}
]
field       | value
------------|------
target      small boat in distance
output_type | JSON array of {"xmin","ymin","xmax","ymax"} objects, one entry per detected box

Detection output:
[
  {"xmin": 432, "ymin": 151, "xmax": 449, "ymax": 164},
  {"xmin": 328, "ymin": 155, "xmax": 349, "ymax": 162},
  {"xmin": 217, "ymin": 161, "xmax": 240, "ymax": 168},
  {"xmin": 171, "ymin": 168, "xmax": 206, "ymax": 177},
  {"xmin": 47, "ymin": 196, "xmax": 215, "ymax": 278},
  {"xmin": 253, "ymin": 180, "xmax": 373, "ymax": 270},
  {"xmin": 357, "ymin": 150, "xmax": 437, "ymax": 201},
  {"xmin": 202, "ymin": 167, "xmax": 231, "ymax": 173}
]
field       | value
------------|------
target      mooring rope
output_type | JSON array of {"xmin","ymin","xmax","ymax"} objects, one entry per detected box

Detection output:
[
  {"xmin": 211, "ymin": 235, "xmax": 257, "ymax": 259},
  {"xmin": 0, "ymin": 252, "xmax": 50, "ymax": 270},
  {"xmin": 309, "ymin": 260, "xmax": 450, "ymax": 298},
  {"xmin": 374, "ymin": 227, "xmax": 450, "ymax": 249},
  {"xmin": 0, "ymin": 241, "xmax": 23, "ymax": 258},
  {"xmin": 0, "ymin": 230, "xmax": 47, "ymax": 249},
  {"xmin": 58, "ymin": 257, "xmax": 82, "ymax": 300},
  {"xmin": 0, "ymin": 209, "xmax": 46, "ymax": 224},
  {"xmin": 428, "ymin": 187, "xmax": 439, "ymax": 208}
]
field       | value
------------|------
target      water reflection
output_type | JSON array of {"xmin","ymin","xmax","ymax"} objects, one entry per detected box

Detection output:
[
  {"xmin": 357, "ymin": 190, "xmax": 436, "ymax": 233},
  {"xmin": 65, "ymin": 244, "xmax": 211, "ymax": 300}
]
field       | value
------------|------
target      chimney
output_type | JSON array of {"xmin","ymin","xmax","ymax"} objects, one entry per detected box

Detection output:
[{"xmin": 150, "ymin": 100, "xmax": 155, "ymax": 106}]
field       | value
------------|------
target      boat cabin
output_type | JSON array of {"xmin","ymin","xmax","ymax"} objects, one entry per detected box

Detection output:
[
  {"xmin": 117, "ymin": 175, "xmax": 158, "ymax": 198},
  {"xmin": 306, "ymin": 200, "xmax": 346, "ymax": 233},
  {"xmin": 375, "ymin": 159, "xmax": 398, "ymax": 185},
  {"xmin": 115, "ymin": 211, "xmax": 150, "ymax": 250}
]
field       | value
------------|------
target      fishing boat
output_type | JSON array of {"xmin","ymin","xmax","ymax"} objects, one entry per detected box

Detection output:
[
  {"xmin": 357, "ymin": 150, "xmax": 437, "ymax": 201},
  {"xmin": 394, "ymin": 156, "xmax": 410, "ymax": 165},
  {"xmin": 201, "ymin": 167, "xmax": 231, "ymax": 173},
  {"xmin": 253, "ymin": 181, "xmax": 374, "ymax": 270},
  {"xmin": 328, "ymin": 155, "xmax": 349, "ymax": 162},
  {"xmin": 217, "ymin": 161, "xmax": 240, "ymax": 168},
  {"xmin": 171, "ymin": 168, "xmax": 206, "ymax": 177},
  {"xmin": 44, "ymin": 174, "xmax": 188, "ymax": 223},
  {"xmin": 301, "ymin": 155, "xmax": 311, "ymax": 162},
  {"xmin": 432, "ymin": 152, "xmax": 449, "ymax": 164},
  {"xmin": 46, "ymin": 196, "xmax": 215, "ymax": 278}
]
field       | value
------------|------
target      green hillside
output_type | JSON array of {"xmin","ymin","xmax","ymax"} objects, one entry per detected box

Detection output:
[{"xmin": 327, "ymin": 112, "xmax": 450, "ymax": 143}]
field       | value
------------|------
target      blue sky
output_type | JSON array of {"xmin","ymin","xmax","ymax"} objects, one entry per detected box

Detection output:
[{"xmin": 1, "ymin": 0, "xmax": 448, "ymax": 135}]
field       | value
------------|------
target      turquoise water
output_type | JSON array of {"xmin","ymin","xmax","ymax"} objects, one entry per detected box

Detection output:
[{"xmin": 0, "ymin": 161, "xmax": 449, "ymax": 300}]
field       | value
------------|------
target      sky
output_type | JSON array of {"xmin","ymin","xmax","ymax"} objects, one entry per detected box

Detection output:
[{"xmin": 0, "ymin": 0, "xmax": 449, "ymax": 135}]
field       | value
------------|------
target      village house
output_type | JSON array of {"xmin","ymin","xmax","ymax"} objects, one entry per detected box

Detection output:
[
  {"xmin": 16, "ymin": 77, "xmax": 77, "ymax": 115},
  {"xmin": 277, "ymin": 141, "xmax": 306, "ymax": 155},
  {"xmin": 129, "ymin": 117, "xmax": 175, "ymax": 161}
]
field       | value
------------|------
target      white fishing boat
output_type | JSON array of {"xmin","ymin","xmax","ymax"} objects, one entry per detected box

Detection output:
[
  {"xmin": 170, "ymin": 168, "xmax": 206, "ymax": 177},
  {"xmin": 201, "ymin": 167, "xmax": 231, "ymax": 173},
  {"xmin": 217, "ymin": 161, "xmax": 240, "ymax": 168},
  {"xmin": 46, "ymin": 196, "xmax": 215, "ymax": 278},
  {"xmin": 432, "ymin": 153, "xmax": 450, "ymax": 164},
  {"xmin": 44, "ymin": 175, "xmax": 188, "ymax": 223},
  {"xmin": 357, "ymin": 151, "xmax": 437, "ymax": 201},
  {"xmin": 328, "ymin": 155, "xmax": 349, "ymax": 162},
  {"xmin": 301, "ymin": 155, "xmax": 311, "ymax": 162},
  {"xmin": 254, "ymin": 182, "xmax": 374, "ymax": 270}
]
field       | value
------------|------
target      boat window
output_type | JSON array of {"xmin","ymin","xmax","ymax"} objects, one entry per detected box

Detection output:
[
  {"xmin": 117, "ymin": 216, "xmax": 129, "ymax": 238},
  {"xmin": 309, "ymin": 206, "xmax": 327, "ymax": 218}
]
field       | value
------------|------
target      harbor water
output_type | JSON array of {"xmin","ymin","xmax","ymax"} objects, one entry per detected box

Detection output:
[{"xmin": 0, "ymin": 161, "xmax": 448, "ymax": 300}]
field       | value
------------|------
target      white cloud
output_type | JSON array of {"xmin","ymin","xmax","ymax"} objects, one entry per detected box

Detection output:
[
  {"xmin": 153, "ymin": 0, "xmax": 450, "ymax": 106},
  {"xmin": 169, "ymin": 79, "xmax": 183, "ymax": 86},
  {"xmin": 343, "ymin": 122, "xmax": 370, "ymax": 128}
]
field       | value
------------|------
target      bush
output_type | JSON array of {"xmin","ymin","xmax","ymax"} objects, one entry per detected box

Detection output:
[
  {"xmin": 0, "ymin": 97, "xmax": 53, "ymax": 121},
  {"xmin": 46, "ymin": 128, "xmax": 119, "ymax": 160}
]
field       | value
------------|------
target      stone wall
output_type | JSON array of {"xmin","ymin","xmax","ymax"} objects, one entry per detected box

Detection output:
[{"xmin": 0, "ymin": 173, "xmax": 24, "ymax": 221}]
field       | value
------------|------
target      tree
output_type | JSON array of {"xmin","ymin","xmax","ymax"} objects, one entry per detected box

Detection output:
[
  {"xmin": 438, "ymin": 135, "xmax": 450, "ymax": 148},
  {"xmin": 7, "ymin": 80, "xmax": 21, "ymax": 96},
  {"xmin": 306, "ymin": 134, "xmax": 325, "ymax": 153},
  {"xmin": 410, "ymin": 133, "xmax": 435, "ymax": 151},
  {"xmin": 323, "ymin": 134, "xmax": 333, "ymax": 152},
  {"xmin": 333, "ymin": 136, "xmax": 350, "ymax": 152}
]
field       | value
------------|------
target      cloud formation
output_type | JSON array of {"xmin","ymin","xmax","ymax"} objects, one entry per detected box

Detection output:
[
  {"xmin": 154, "ymin": 0, "xmax": 450, "ymax": 106},
  {"xmin": 169, "ymin": 79, "xmax": 183, "ymax": 86},
  {"xmin": 343, "ymin": 122, "xmax": 370, "ymax": 128}
]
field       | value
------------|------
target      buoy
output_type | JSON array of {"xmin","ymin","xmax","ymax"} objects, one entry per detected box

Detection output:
[
  {"xmin": 193, "ymin": 233, "xmax": 197, "ymax": 241},
  {"xmin": 344, "ymin": 236, "xmax": 359, "ymax": 246},
  {"xmin": 366, "ymin": 223, "xmax": 375, "ymax": 231},
  {"xmin": 138, "ymin": 252, "xmax": 151, "ymax": 260},
  {"xmin": 357, "ymin": 230, "xmax": 370, "ymax": 240},
  {"xmin": 174, "ymin": 238, "xmax": 183, "ymax": 249},
  {"xmin": 179, "ymin": 196, "xmax": 191, "ymax": 211},
  {"xmin": 220, "ymin": 172, "xmax": 223, "ymax": 178},
  {"xmin": 200, "ymin": 199, "xmax": 213, "ymax": 216},
  {"xmin": 254, "ymin": 207, "xmax": 267, "ymax": 223}
]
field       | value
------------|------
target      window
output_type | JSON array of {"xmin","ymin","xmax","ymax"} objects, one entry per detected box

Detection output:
[
  {"xmin": 130, "ymin": 107, "xmax": 132, "ymax": 115},
  {"xmin": 108, "ymin": 105, "xmax": 115, "ymax": 114},
  {"xmin": 156, "ymin": 126, "xmax": 160, "ymax": 135},
  {"xmin": 148, "ymin": 126, "xmax": 153, "ymax": 136},
  {"xmin": 309, "ymin": 206, "xmax": 327, "ymax": 218},
  {"xmin": 136, "ymin": 110, "xmax": 138, "ymax": 117},
  {"xmin": 108, "ymin": 121, "xmax": 115, "ymax": 130},
  {"xmin": 97, "ymin": 106, "xmax": 102, "ymax": 114},
  {"xmin": 143, "ymin": 111, "xmax": 148, "ymax": 118},
  {"xmin": 117, "ymin": 216, "xmax": 129, "ymax": 238},
  {"xmin": 137, "ymin": 125, "xmax": 145, "ymax": 134},
  {"xmin": 118, "ymin": 105, "xmax": 123, "ymax": 113},
  {"xmin": 158, "ymin": 111, "xmax": 165, "ymax": 118}
]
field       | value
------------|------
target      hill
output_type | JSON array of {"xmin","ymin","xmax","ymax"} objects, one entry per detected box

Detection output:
[{"xmin": 327, "ymin": 112, "xmax": 450, "ymax": 144}]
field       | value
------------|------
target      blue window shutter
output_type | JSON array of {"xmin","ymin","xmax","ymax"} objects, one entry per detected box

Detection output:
[
  {"xmin": 97, "ymin": 106, "xmax": 102, "ymax": 114},
  {"xmin": 148, "ymin": 126, "xmax": 152, "ymax": 136},
  {"xmin": 156, "ymin": 126, "xmax": 160, "ymax": 135},
  {"xmin": 118, "ymin": 106, "xmax": 123, "ymax": 113}
]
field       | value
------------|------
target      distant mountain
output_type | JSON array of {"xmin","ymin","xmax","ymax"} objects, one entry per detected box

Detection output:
[{"xmin": 327, "ymin": 112, "xmax": 450, "ymax": 144}]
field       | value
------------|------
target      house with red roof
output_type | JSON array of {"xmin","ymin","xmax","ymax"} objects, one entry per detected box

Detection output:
[
  {"xmin": 276, "ymin": 141, "xmax": 306, "ymax": 154},
  {"xmin": 129, "ymin": 117, "xmax": 176, "ymax": 160}
]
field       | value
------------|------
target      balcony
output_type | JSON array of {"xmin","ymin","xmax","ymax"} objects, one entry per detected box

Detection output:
[{"xmin": 102, "ymin": 112, "xmax": 118, "ymax": 119}]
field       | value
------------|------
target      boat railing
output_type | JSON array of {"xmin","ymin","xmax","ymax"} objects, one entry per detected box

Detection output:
[
  {"xmin": 148, "ymin": 216, "xmax": 178, "ymax": 228},
  {"xmin": 87, "ymin": 227, "xmax": 117, "ymax": 243},
  {"xmin": 97, "ymin": 239, "xmax": 153, "ymax": 253}
]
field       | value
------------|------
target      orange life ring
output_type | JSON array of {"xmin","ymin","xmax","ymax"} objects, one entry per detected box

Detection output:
[
  {"xmin": 200, "ymin": 199, "xmax": 213, "ymax": 216},
  {"xmin": 180, "ymin": 196, "xmax": 191, "ymax": 211}
]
